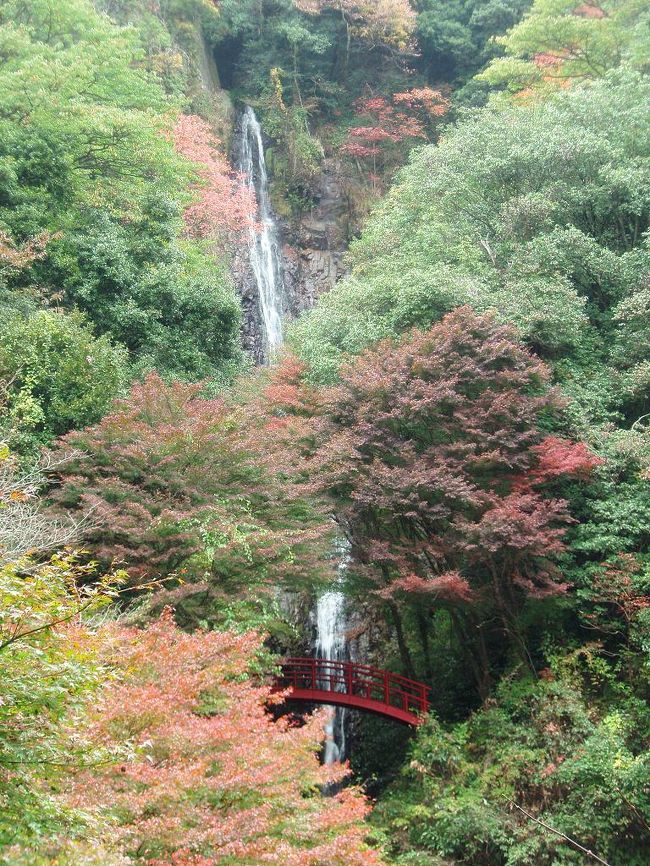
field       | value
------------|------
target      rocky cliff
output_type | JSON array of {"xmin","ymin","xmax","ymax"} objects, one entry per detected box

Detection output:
[{"xmin": 282, "ymin": 157, "xmax": 349, "ymax": 319}]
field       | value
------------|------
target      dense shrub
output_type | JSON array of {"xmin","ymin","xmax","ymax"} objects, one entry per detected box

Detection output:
[{"xmin": 374, "ymin": 661, "xmax": 650, "ymax": 866}]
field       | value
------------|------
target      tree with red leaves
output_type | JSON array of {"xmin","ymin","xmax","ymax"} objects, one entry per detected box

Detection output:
[
  {"xmin": 272, "ymin": 308, "xmax": 601, "ymax": 691},
  {"xmin": 47, "ymin": 374, "xmax": 330, "ymax": 626},
  {"xmin": 171, "ymin": 114, "xmax": 254, "ymax": 245},
  {"xmin": 26, "ymin": 612, "xmax": 383, "ymax": 866},
  {"xmin": 341, "ymin": 90, "xmax": 448, "ymax": 187}
]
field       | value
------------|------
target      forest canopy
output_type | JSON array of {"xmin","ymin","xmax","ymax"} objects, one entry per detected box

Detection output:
[{"xmin": 291, "ymin": 70, "xmax": 650, "ymax": 419}]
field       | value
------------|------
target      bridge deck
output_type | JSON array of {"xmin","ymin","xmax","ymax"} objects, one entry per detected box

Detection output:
[{"xmin": 276, "ymin": 658, "xmax": 430, "ymax": 726}]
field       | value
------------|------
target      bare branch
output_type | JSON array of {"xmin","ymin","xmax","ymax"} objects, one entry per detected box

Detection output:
[
  {"xmin": 508, "ymin": 800, "xmax": 612, "ymax": 866},
  {"xmin": 0, "ymin": 448, "xmax": 92, "ymax": 564}
]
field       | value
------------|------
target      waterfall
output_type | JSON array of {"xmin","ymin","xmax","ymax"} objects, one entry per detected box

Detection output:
[
  {"xmin": 237, "ymin": 109, "xmax": 349, "ymax": 763},
  {"xmin": 315, "ymin": 547, "xmax": 349, "ymax": 765},
  {"xmin": 237, "ymin": 106, "xmax": 284, "ymax": 362}
]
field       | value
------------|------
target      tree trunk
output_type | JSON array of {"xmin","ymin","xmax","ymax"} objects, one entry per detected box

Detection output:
[
  {"xmin": 416, "ymin": 607, "xmax": 434, "ymax": 682},
  {"xmin": 333, "ymin": 11, "xmax": 351, "ymax": 83},
  {"xmin": 493, "ymin": 567, "xmax": 536, "ymax": 675},
  {"xmin": 386, "ymin": 600, "xmax": 416, "ymax": 679},
  {"xmin": 450, "ymin": 609, "xmax": 492, "ymax": 701}
]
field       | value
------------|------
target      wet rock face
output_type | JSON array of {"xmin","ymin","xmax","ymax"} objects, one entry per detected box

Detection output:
[
  {"xmin": 282, "ymin": 158, "xmax": 349, "ymax": 318},
  {"xmin": 231, "ymin": 246, "xmax": 266, "ymax": 364},
  {"xmin": 282, "ymin": 246, "xmax": 346, "ymax": 316}
]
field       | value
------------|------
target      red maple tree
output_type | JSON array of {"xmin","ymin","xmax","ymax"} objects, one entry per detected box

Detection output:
[
  {"xmin": 267, "ymin": 308, "xmax": 601, "ymax": 688},
  {"xmin": 48, "ymin": 374, "xmax": 331, "ymax": 620},
  {"xmin": 341, "ymin": 89, "xmax": 449, "ymax": 186}
]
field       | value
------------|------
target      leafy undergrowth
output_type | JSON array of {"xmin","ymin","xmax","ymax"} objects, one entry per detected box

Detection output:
[{"xmin": 371, "ymin": 653, "xmax": 650, "ymax": 866}]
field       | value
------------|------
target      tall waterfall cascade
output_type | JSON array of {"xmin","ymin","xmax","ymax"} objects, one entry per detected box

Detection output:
[
  {"xmin": 237, "ymin": 108, "xmax": 350, "ymax": 763},
  {"xmin": 315, "ymin": 548, "xmax": 350, "ymax": 765},
  {"xmin": 237, "ymin": 106, "xmax": 285, "ymax": 363}
]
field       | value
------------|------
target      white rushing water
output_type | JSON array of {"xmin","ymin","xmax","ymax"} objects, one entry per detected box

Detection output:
[
  {"xmin": 315, "ymin": 551, "xmax": 349, "ymax": 765},
  {"xmin": 238, "ymin": 106, "xmax": 284, "ymax": 362}
]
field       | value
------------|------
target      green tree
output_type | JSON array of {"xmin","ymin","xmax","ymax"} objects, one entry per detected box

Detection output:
[
  {"xmin": 0, "ymin": 0, "xmax": 243, "ymax": 380},
  {"xmin": 45, "ymin": 218, "xmax": 242, "ymax": 380},
  {"xmin": 291, "ymin": 70, "xmax": 650, "ymax": 426},
  {"xmin": 415, "ymin": 0, "xmax": 533, "ymax": 88},
  {"xmin": 0, "ymin": 554, "xmax": 116, "ymax": 857},
  {"xmin": 0, "ymin": 446, "xmax": 122, "ymax": 857},
  {"xmin": 479, "ymin": 0, "xmax": 650, "ymax": 97},
  {"xmin": 0, "ymin": 310, "xmax": 128, "ymax": 450},
  {"xmin": 374, "ymin": 665, "xmax": 650, "ymax": 866}
]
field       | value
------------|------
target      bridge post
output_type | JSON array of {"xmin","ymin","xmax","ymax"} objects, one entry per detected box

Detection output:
[
  {"xmin": 383, "ymin": 672, "xmax": 390, "ymax": 705},
  {"xmin": 311, "ymin": 657, "xmax": 317, "ymax": 690},
  {"xmin": 345, "ymin": 661, "xmax": 353, "ymax": 695}
]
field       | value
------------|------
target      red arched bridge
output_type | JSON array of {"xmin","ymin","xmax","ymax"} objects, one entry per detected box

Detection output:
[{"xmin": 275, "ymin": 658, "xmax": 430, "ymax": 726}]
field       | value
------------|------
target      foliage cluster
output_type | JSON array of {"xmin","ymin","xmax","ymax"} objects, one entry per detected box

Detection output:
[
  {"xmin": 50, "ymin": 612, "xmax": 383, "ymax": 866},
  {"xmin": 0, "ymin": 563, "xmax": 382, "ymax": 865},
  {"xmin": 292, "ymin": 69, "xmax": 650, "ymax": 422},
  {"xmin": 330, "ymin": 422, "xmax": 649, "ymax": 866},
  {"xmin": 0, "ymin": 554, "xmax": 116, "ymax": 860},
  {"xmin": 480, "ymin": 0, "xmax": 650, "ymax": 98},
  {"xmin": 48, "ymin": 373, "xmax": 332, "ymax": 628},
  {"xmin": 340, "ymin": 90, "xmax": 449, "ymax": 189},
  {"xmin": 271, "ymin": 310, "xmax": 602, "ymax": 694},
  {"xmin": 0, "ymin": 448, "xmax": 382, "ymax": 865},
  {"xmin": 415, "ymin": 0, "xmax": 534, "ymax": 98},
  {"xmin": 0, "ymin": 0, "xmax": 246, "ymax": 436},
  {"xmin": 0, "ymin": 310, "xmax": 128, "ymax": 453},
  {"xmin": 212, "ymin": 0, "xmax": 533, "ymax": 111},
  {"xmin": 373, "ymin": 659, "xmax": 650, "ymax": 866},
  {"xmin": 0, "ymin": 445, "xmax": 123, "ymax": 858}
]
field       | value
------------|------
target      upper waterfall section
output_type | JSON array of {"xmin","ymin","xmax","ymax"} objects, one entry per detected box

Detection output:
[{"xmin": 235, "ymin": 107, "xmax": 285, "ymax": 365}]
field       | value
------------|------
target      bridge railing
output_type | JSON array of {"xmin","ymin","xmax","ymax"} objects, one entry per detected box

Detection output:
[{"xmin": 278, "ymin": 657, "xmax": 430, "ymax": 718}]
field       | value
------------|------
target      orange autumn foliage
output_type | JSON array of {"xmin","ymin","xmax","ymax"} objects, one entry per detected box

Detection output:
[{"xmin": 61, "ymin": 611, "xmax": 384, "ymax": 866}]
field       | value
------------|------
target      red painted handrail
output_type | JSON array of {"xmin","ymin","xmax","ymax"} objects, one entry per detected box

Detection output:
[{"xmin": 276, "ymin": 657, "xmax": 430, "ymax": 726}]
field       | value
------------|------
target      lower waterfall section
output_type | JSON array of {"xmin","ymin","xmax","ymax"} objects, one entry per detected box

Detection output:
[
  {"xmin": 315, "ymin": 587, "xmax": 348, "ymax": 764},
  {"xmin": 314, "ymin": 543, "xmax": 351, "ymax": 764}
]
